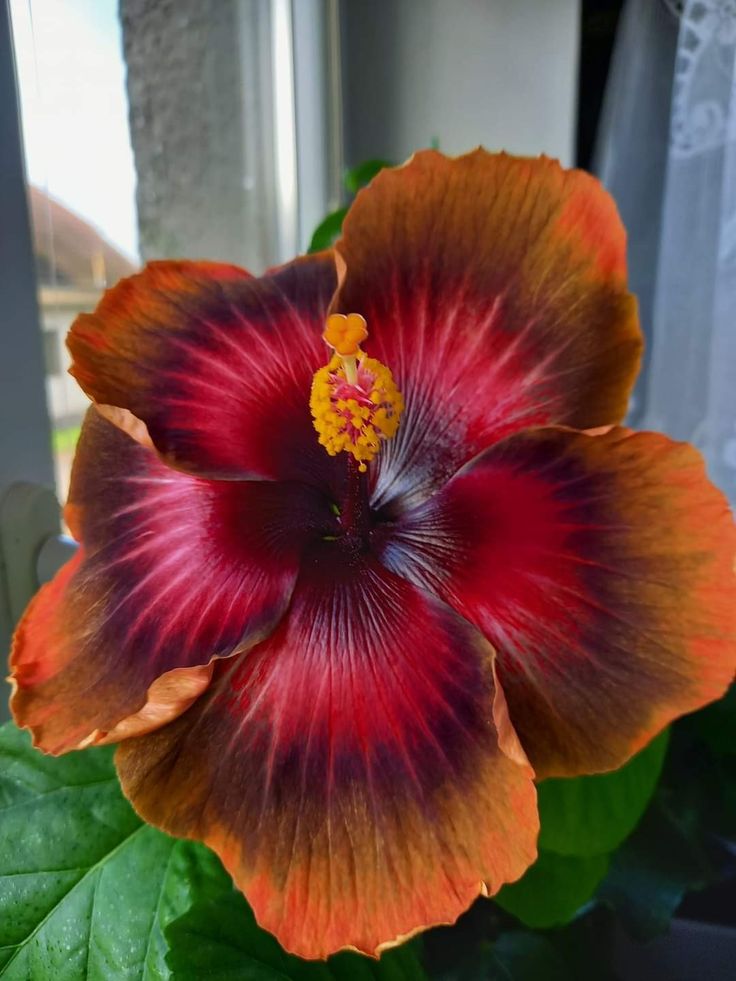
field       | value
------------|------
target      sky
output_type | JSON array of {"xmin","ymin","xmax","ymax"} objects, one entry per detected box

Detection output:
[{"xmin": 10, "ymin": 0, "xmax": 139, "ymax": 260}]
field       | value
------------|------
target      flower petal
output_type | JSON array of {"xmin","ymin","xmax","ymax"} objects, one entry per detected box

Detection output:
[
  {"xmin": 377, "ymin": 427, "xmax": 736, "ymax": 777},
  {"xmin": 334, "ymin": 149, "xmax": 642, "ymax": 509},
  {"xmin": 67, "ymin": 254, "xmax": 337, "ymax": 482},
  {"xmin": 10, "ymin": 409, "xmax": 333, "ymax": 754},
  {"xmin": 115, "ymin": 545, "xmax": 538, "ymax": 959}
]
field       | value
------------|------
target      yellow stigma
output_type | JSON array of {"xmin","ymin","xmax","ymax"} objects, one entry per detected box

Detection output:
[
  {"xmin": 310, "ymin": 314, "xmax": 403, "ymax": 472},
  {"xmin": 323, "ymin": 312, "xmax": 368, "ymax": 356}
]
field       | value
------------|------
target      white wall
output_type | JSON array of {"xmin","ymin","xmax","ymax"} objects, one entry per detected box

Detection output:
[{"xmin": 341, "ymin": 0, "xmax": 580, "ymax": 168}]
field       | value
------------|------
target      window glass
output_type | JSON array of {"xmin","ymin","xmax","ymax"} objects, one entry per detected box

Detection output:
[{"xmin": 10, "ymin": 0, "xmax": 140, "ymax": 503}]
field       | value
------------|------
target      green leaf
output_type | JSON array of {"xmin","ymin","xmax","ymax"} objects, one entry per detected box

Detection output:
[
  {"xmin": 691, "ymin": 683, "xmax": 736, "ymax": 756},
  {"xmin": 542, "ymin": 910, "xmax": 620, "ymax": 981},
  {"xmin": 537, "ymin": 730, "xmax": 669, "ymax": 857},
  {"xmin": 598, "ymin": 795, "xmax": 720, "ymax": 941},
  {"xmin": 488, "ymin": 932, "xmax": 567, "ymax": 981},
  {"xmin": 0, "ymin": 722, "xmax": 223, "ymax": 980},
  {"xmin": 343, "ymin": 159, "xmax": 393, "ymax": 195},
  {"xmin": 308, "ymin": 208, "xmax": 349, "ymax": 253},
  {"xmin": 494, "ymin": 851, "xmax": 609, "ymax": 930},
  {"xmin": 420, "ymin": 898, "xmax": 504, "ymax": 981},
  {"xmin": 165, "ymin": 882, "xmax": 427, "ymax": 981},
  {"xmin": 308, "ymin": 159, "xmax": 393, "ymax": 252},
  {"xmin": 51, "ymin": 425, "xmax": 81, "ymax": 455},
  {"xmin": 597, "ymin": 720, "xmax": 736, "ymax": 941}
]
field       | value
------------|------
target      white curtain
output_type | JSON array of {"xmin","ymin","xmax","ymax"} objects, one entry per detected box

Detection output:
[{"xmin": 595, "ymin": 0, "xmax": 736, "ymax": 503}]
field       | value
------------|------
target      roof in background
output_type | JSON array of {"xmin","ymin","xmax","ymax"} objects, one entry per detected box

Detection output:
[{"xmin": 29, "ymin": 185, "xmax": 137, "ymax": 289}]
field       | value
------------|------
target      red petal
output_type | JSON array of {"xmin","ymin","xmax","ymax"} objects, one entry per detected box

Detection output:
[
  {"xmin": 377, "ymin": 427, "xmax": 736, "ymax": 777},
  {"xmin": 116, "ymin": 544, "xmax": 538, "ymax": 959},
  {"xmin": 334, "ymin": 150, "xmax": 642, "ymax": 509},
  {"xmin": 10, "ymin": 409, "xmax": 334, "ymax": 753},
  {"xmin": 67, "ymin": 255, "xmax": 338, "ymax": 483}
]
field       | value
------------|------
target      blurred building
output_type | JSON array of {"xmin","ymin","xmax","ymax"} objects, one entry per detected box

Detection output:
[{"xmin": 29, "ymin": 185, "xmax": 137, "ymax": 429}]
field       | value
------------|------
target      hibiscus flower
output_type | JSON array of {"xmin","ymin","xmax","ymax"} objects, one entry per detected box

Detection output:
[{"xmin": 10, "ymin": 150, "xmax": 735, "ymax": 960}]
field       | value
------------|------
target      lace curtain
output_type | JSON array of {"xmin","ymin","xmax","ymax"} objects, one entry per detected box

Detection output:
[{"xmin": 595, "ymin": 0, "xmax": 736, "ymax": 503}]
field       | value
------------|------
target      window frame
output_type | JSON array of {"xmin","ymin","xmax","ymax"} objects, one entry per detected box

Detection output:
[
  {"xmin": 0, "ymin": 0, "xmax": 61, "ymax": 705},
  {"xmin": 0, "ymin": 0, "xmax": 342, "ymax": 725}
]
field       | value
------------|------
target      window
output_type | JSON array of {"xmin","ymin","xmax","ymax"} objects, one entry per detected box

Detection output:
[
  {"xmin": 9, "ymin": 0, "xmax": 340, "ymax": 506},
  {"xmin": 41, "ymin": 329, "xmax": 60, "ymax": 377}
]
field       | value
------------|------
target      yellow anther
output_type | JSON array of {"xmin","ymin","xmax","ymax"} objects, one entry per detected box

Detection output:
[{"xmin": 310, "ymin": 342, "xmax": 404, "ymax": 472}]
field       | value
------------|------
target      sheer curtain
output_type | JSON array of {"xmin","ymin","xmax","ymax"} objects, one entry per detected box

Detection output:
[{"xmin": 595, "ymin": 0, "xmax": 736, "ymax": 503}]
